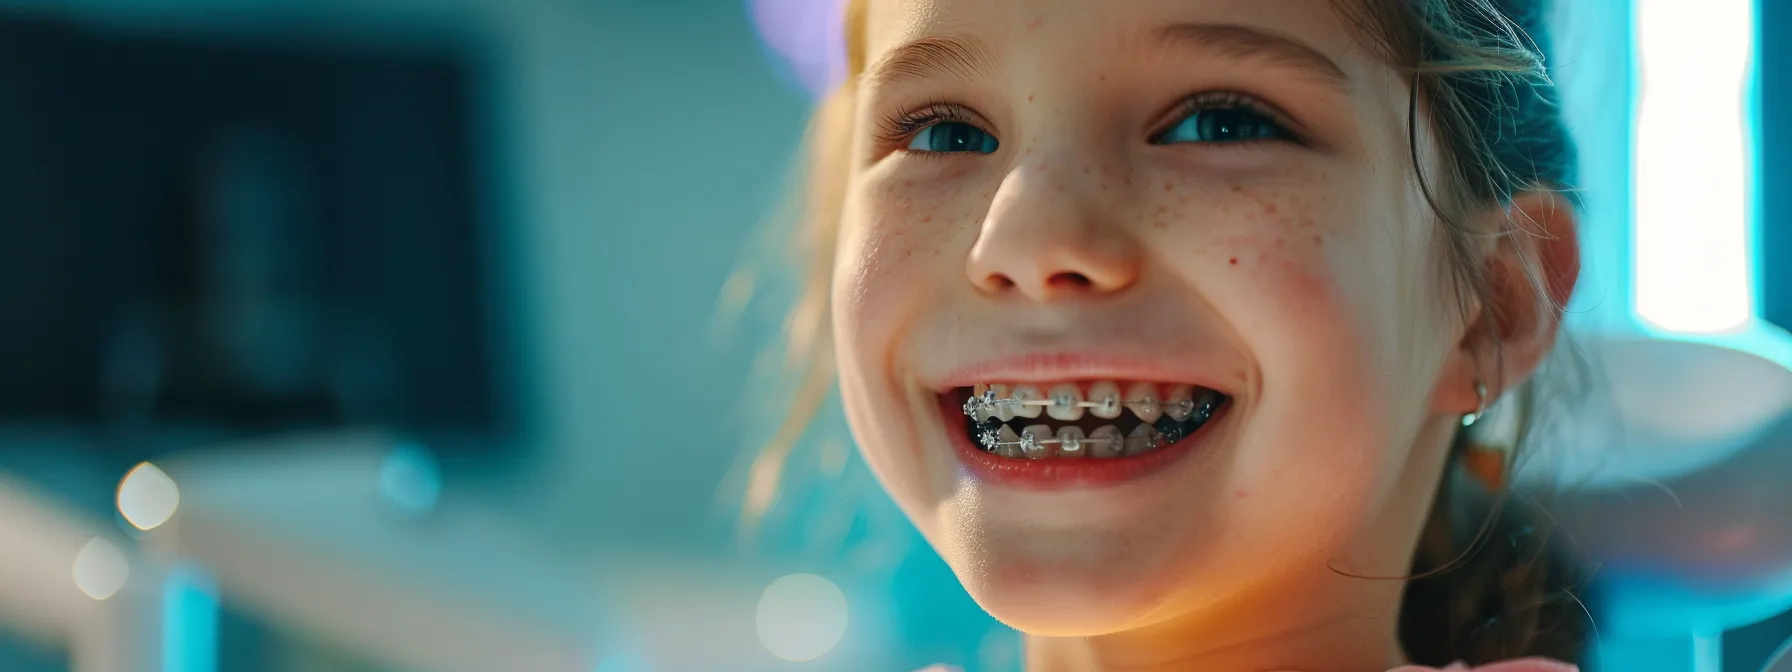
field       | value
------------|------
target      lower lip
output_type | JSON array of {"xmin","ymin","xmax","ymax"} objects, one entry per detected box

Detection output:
[{"xmin": 937, "ymin": 396, "xmax": 1226, "ymax": 490}]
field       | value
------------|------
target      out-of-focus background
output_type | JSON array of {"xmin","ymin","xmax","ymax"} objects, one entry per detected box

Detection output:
[{"xmin": 0, "ymin": 0, "xmax": 1790, "ymax": 670}]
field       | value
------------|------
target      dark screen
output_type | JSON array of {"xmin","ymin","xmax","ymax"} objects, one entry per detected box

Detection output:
[{"xmin": 0, "ymin": 15, "xmax": 507, "ymax": 442}]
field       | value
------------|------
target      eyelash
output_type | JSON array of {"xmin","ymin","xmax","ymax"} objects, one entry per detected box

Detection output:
[
  {"xmin": 875, "ymin": 101, "xmax": 982, "ymax": 148},
  {"xmin": 1149, "ymin": 91, "xmax": 1305, "ymax": 146},
  {"xmin": 874, "ymin": 91, "xmax": 1304, "ymax": 155}
]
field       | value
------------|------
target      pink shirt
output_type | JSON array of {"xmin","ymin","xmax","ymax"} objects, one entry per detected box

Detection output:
[
  {"xmin": 920, "ymin": 659, "xmax": 1578, "ymax": 671},
  {"xmin": 1390, "ymin": 660, "xmax": 1578, "ymax": 672}
]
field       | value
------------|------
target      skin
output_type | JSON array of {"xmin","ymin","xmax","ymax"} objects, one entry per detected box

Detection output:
[{"xmin": 825, "ymin": 0, "xmax": 1580, "ymax": 669}]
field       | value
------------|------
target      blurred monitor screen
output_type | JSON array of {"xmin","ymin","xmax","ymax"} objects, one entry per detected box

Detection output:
[{"xmin": 0, "ymin": 14, "xmax": 511, "ymax": 443}]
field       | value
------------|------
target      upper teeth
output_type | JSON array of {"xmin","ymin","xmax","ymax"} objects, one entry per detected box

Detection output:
[
  {"xmin": 1011, "ymin": 385, "xmax": 1044, "ymax": 418},
  {"xmin": 1166, "ymin": 385, "xmax": 1195, "ymax": 421},
  {"xmin": 990, "ymin": 384, "xmax": 1017, "ymax": 421},
  {"xmin": 1047, "ymin": 384, "xmax": 1084, "ymax": 421},
  {"xmin": 1124, "ymin": 381, "xmax": 1160, "ymax": 422},
  {"xmin": 1087, "ymin": 381, "xmax": 1122, "ymax": 419},
  {"xmin": 962, "ymin": 381, "xmax": 1211, "ymax": 418}
]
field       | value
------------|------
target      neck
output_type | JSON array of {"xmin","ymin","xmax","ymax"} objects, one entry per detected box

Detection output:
[{"xmin": 1023, "ymin": 574, "xmax": 1410, "ymax": 672}]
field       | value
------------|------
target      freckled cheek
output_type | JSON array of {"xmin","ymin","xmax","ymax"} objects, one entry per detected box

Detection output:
[
  {"xmin": 834, "ymin": 190, "xmax": 974, "ymax": 340},
  {"xmin": 1191, "ymin": 227, "xmax": 1385, "ymax": 396},
  {"xmin": 1204, "ymin": 228, "xmax": 1396, "ymax": 442},
  {"xmin": 1219, "ymin": 241, "xmax": 1339, "ymax": 322},
  {"xmin": 833, "ymin": 234, "xmax": 908, "ymax": 342},
  {"xmin": 1152, "ymin": 183, "xmax": 1400, "ymax": 471},
  {"xmin": 1160, "ymin": 196, "xmax": 1339, "ymax": 321},
  {"xmin": 1213, "ymin": 237, "xmax": 1392, "ymax": 480},
  {"xmin": 863, "ymin": 175, "xmax": 985, "ymax": 249}
]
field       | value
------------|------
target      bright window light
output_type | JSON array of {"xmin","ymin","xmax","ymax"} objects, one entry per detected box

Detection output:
[{"xmin": 1633, "ymin": 0, "xmax": 1758, "ymax": 333}]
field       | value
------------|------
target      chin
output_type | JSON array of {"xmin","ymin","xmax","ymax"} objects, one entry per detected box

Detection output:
[
  {"xmin": 967, "ymin": 576, "xmax": 1167, "ymax": 636},
  {"xmin": 943, "ymin": 544, "xmax": 1186, "ymax": 637}
]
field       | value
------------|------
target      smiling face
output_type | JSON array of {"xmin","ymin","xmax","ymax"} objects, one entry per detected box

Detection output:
[{"xmin": 830, "ymin": 0, "xmax": 1482, "ymax": 639}]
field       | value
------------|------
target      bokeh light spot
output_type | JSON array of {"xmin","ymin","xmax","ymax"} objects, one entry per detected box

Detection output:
[
  {"xmin": 747, "ymin": 0, "xmax": 847, "ymax": 98},
  {"xmin": 117, "ymin": 462, "xmax": 180, "ymax": 531},
  {"xmin": 755, "ymin": 573, "xmax": 848, "ymax": 662},
  {"xmin": 380, "ymin": 442, "xmax": 441, "ymax": 514},
  {"xmin": 72, "ymin": 537, "xmax": 130, "ymax": 600}
]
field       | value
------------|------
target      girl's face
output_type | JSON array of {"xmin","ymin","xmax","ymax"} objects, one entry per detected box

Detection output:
[{"xmin": 833, "ymin": 0, "xmax": 1480, "ymax": 636}]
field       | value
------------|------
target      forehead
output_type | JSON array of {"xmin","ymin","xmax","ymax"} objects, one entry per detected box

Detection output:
[{"xmin": 860, "ymin": 0, "xmax": 1375, "ymax": 78}]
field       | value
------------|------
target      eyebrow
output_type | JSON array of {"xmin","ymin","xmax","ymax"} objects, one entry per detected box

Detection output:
[
  {"xmin": 1152, "ymin": 22, "xmax": 1351, "ymax": 92},
  {"xmin": 861, "ymin": 23, "xmax": 1348, "ymax": 94},
  {"xmin": 862, "ymin": 33, "xmax": 997, "ymax": 90}
]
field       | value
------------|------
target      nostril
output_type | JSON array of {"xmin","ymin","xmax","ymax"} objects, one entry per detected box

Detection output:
[{"xmin": 1048, "ymin": 272, "xmax": 1093, "ymax": 289}]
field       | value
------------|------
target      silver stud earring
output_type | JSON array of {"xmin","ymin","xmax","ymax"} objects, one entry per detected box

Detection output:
[{"xmin": 1461, "ymin": 380, "xmax": 1489, "ymax": 427}]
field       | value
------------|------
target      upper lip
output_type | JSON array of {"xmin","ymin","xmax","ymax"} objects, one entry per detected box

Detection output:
[{"xmin": 926, "ymin": 351, "xmax": 1240, "ymax": 395}]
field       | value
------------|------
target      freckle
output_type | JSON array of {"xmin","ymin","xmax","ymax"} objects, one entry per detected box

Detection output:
[
  {"xmin": 1099, "ymin": 75, "xmax": 1107, "ymax": 81},
  {"xmin": 1122, "ymin": 176, "xmax": 1132, "ymax": 187},
  {"xmin": 1312, "ymin": 234, "xmax": 1324, "ymax": 248},
  {"xmin": 922, "ymin": 214, "xmax": 933, "ymax": 223},
  {"xmin": 1229, "ymin": 257, "xmax": 1239, "ymax": 265},
  {"xmin": 1163, "ymin": 181, "xmax": 1173, "ymax": 192}
]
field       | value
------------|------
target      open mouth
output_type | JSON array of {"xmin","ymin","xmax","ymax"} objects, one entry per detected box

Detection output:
[{"xmin": 947, "ymin": 381, "xmax": 1230, "ymax": 460}]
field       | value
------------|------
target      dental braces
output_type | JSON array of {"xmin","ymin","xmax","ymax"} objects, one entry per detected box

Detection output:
[
  {"xmin": 961, "ymin": 389, "xmax": 1196, "ymax": 419},
  {"xmin": 976, "ymin": 427, "xmax": 1155, "ymax": 453}
]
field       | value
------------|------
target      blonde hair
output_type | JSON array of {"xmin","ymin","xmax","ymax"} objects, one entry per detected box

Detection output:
[{"xmin": 727, "ymin": 0, "xmax": 1592, "ymax": 663}]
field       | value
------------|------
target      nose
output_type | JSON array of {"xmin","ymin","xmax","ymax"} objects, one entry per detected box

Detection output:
[{"xmin": 965, "ymin": 161, "xmax": 1142, "ymax": 302}]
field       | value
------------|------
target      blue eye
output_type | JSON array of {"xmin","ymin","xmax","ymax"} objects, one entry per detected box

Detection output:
[
  {"xmin": 1153, "ymin": 107, "xmax": 1288, "ymax": 145},
  {"xmin": 908, "ymin": 122, "xmax": 1000, "ymax": 154}
]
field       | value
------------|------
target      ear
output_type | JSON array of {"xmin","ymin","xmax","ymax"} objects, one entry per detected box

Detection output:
[{"xmin": 1437, "ymin": 190, "xmax": 1582, "ymax": 415}]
